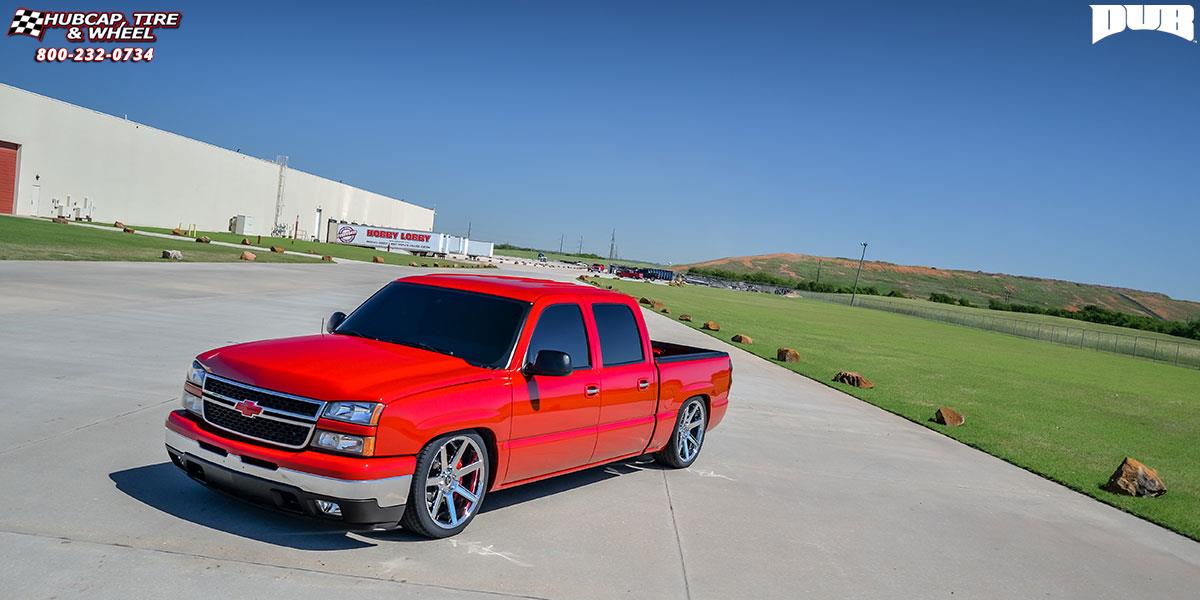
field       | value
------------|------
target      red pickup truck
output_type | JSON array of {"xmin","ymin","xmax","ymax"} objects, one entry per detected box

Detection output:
[{"xmin": 165, "ymin": 274, "xmax": 731, "ymax": 538}]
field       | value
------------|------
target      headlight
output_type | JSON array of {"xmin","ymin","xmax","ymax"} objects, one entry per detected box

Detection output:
[
  {"xmin": 311, "ymin": 430, "xmax": 374, "ymax": 455},
  {"xmin": 322, "ymin": 401, "xmax": 382, "ymax": 425},
  {"xmin": 186, "ymin": 360, "xmax": 207, "ymax": 388},
  {"xmin": 181, "ymin": 390, "xmax": 204, "ymax": 416}
]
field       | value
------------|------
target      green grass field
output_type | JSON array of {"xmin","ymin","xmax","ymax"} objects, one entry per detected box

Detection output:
[
  {"xmin": 135, "ymin": 225, "xmax": 491, "ymax": 269},
  {"xmin": 598, "ymin": 278, "xmax": 1200, "ymax": 540},
  {"xmin": 0, "ymin": 216, "xmax": 321, "ymax": 263}
]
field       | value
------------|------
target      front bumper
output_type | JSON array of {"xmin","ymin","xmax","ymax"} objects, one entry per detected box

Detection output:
[{"xmin": 165, "ymin": 426, "xmax": 412, "ymax": 529}]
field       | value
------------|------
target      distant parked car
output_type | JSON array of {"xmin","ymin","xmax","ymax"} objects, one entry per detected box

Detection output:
[{"xmin": 537, "ymin": 252, "xmax": 547, "ymax": 263}]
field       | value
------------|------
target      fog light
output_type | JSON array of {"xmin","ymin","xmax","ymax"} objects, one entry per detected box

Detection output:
[
  {"xmin": 315, "ymin": 500, "xmax": 342, "ymax": 516},
  {"xmin": 181, "ymin": 390, "xmax": 204, "ymax": 416}
]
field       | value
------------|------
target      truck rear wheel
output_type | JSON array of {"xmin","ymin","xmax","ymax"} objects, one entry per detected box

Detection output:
[
  {"xmin": 655, "ymin": 397, "xmax": 707, "ymax": 469},
  {"xmin": 400, "ymin": 432, "xmax": 489, "ymax": 538}
]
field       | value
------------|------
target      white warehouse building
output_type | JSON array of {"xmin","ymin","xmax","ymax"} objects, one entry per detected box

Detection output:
[{"xmin": 0, "ymin": 84, "xmax": 435, "ymax": 239}]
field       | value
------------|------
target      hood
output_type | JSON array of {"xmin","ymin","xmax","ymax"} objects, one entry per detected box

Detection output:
[{"xmin": 197, "ymin": 334, "xmax": 495, "ymax": 403}]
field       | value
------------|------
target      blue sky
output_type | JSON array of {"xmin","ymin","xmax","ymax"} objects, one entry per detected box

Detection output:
[{"xmin": 3, "ymin": 1, "xmax": 1198, "ymax": 300}]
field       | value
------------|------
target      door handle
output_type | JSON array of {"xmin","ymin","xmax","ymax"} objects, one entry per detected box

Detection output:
[
  {"xmin": 585, "ymin": 385, "xmax": 600, "ymax": 397},
  {"xmin": 637, "ymin": 379, "xmax": 650, "ymax": 390}
]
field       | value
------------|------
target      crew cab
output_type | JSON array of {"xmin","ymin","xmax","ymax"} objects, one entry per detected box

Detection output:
[{"xmin": 165, "ymin": 274, "xmax": 731, "ymax": 538}]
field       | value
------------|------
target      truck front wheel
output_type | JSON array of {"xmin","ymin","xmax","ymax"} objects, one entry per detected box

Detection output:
[
  {"xmin": 400, "ymin": 432, "xmax": 490, "ymax": 538},
  {"xmin": 655, "ymin": 397, "xmax": 707, "ymax": 468}
]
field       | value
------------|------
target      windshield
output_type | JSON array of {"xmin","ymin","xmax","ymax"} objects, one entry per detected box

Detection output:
[{"xmin": 336, "ymin": 281, "xmax": 530, "ymax": 368}]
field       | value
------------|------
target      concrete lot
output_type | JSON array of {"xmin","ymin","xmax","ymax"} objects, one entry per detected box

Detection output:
[{"xmin": 0, "ymin": 260, "xmax": 1197, "ymax": 599}]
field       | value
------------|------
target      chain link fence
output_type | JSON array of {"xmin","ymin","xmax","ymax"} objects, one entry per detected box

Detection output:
[{"xmin": 680, "ymin": 275, "xmax": 1200, "ymax": 369}]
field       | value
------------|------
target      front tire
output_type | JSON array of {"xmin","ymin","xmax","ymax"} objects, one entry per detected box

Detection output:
[
  {"xmin": 400, "ymin": 432, "xmax": 489, "ymax": 538},
  {"xmin": 655, "ymin": 397, "xmax": 707, "ymax": 468}
]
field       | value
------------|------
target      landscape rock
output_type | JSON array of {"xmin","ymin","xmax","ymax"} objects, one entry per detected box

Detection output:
[
  {"xmin": 52, "ymin": 217, "xmax": 70, "ymax": 224},
  {"xmin": 1105, "ymin": 457, "xmax": 1166, "ymax": 497},
  {"xmin": 113, "ymin": 221, "xmax": 125, "ymax": 229},
  {"xmin": 660, "ymin": 307, "xmax": 670, "ymax": 314},
  {"xmin": 409, "ymin": 262, "xmax": 419, "ymax": 267},
  {"xmin": 195, "ymin": 236, "xmax": 211, "ymax": 244},
  {"xmin": 934, "ymin": 407, "xmax": 965, "ymax": 427},
  {"xmin": 651, "ymin": 300, "xmax": 665, "ymax": 310},
  {"xmin": 239, "ymin": 251, "xmax": 256, "ymax": 261},
  {"xmin": 731, "ymin": 334, "xmax": 753, "ymax": 344},
  {"xmin": 240, "ymin": 238, "xmax": 251, "ymax": 245},
  {"xmin": 269, "ymin": 245, "xmax": 285, "ymax": 253},
  {"xmin": 679, "ymin": 314, "xmax": 692, "ymax": 322},
  {"xmin": 702, "ymin": 321, "xmax": 720, "ymax": 331},
  {"xmin": 161, "ymin": 250, "xmax": 183, "ymax": 260},
  {"xmin": 372, "ymin": 256, "xmax": 385, "ymax": 263},
  {"xmin": 122, "ymin": 227, "xmax": 135, "ymax": 234},
  {"xmin": 171, "ymin": 227, "xmax": 185, "ymax": 236},
  {"xmin": 832, "ymin": 371, "xmax": 875, "ymax": 389},
  {"xmin": 321, "ymin": 255, "xmax": 333, "ymax": 262},
  {"xmin": 777, "ymin": 347, "xmax": 801, "ymax": 362},
  {"xmin": 639, "ymin": 297, "xmax": 653, "ymax": 306}
]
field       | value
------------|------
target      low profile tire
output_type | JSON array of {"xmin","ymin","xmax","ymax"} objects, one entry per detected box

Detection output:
[
  {"xmin": 655, "ymin": 397, "xmax": 707, "ymax": 469},
  {"xmin": 400, "ymin": 431, "xmax": 489, "ymax": 538}
]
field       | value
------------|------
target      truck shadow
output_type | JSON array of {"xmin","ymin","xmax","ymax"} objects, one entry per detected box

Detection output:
[
  {"xmin": 112, "ymin": 456, "xmax": 665, "ymax": 549},
  {"xmin": 108, "ymin": 463, "xmax": 407, "ymax": 550}
]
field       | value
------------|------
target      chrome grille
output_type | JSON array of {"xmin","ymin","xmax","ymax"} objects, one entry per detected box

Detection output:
[{"xmin": 200, "ymin": 375, "xmax": 323, "ymax": 449}]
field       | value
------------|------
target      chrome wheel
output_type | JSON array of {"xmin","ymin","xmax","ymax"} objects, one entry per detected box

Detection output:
[
  {"xmin": 676, "ymin": 399, "xmax": 706, "ymax": 463},
  {"xmin": 423, "ymin": 435, "xmax": 486, "ymax": 530}
]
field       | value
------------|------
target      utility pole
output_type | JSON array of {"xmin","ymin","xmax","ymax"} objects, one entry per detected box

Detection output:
[
  {"xmin": 850, "ymin": 242, "xmax": 868, "ymax": 306},
  {"xmin": 578, "ymin": 235, "xmax": 583, "ymax": 254},
  {"xmin": 559, "ymin": 234, "xmax": 564, "ymax": 253},
  {"xmin": 466, "ymin": 221, "xmax": 472, "ymax": 238},
  {"xmin": 608, "ymin": 229, "xmax": 617, "ymax": 260},
  {"xmin": 273, "ymin": 155, "xmax": 289, "ymax": 233},
  {"xmin": 815, "ymin": 259, "xmax": 823, "ymax": 285}
]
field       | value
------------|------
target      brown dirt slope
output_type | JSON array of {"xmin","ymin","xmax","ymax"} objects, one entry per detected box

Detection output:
[{"xmin": 684, "ymin": 253, "xmax": 1200, "ymax": 321}]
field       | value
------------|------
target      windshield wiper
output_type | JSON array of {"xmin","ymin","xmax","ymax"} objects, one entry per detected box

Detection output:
[
  {"xmin": 336, "ymin": 329, "xmax": 379, "ymax": 341},
  {"xmin": 400, "ymin": 340, "xmax": 456, "ymax": 357}
]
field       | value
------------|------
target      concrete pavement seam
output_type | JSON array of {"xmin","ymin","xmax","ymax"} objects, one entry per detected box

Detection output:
[
  {"xmin": 0, "ymin": 397, "xmax": 176, "ymax": 457},
  {"xmin": 662, "ymin": 470, "xmax": 693, "ymax": 600},
  {"xmin": 0, "ymin": 528, "xmax": 551, "ymax": 600}
]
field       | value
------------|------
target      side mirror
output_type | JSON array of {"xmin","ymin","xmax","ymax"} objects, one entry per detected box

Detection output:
[
  {"xmin": 525, "ymin": 350, "xmax": 572, "ymax": 377},
  {"xmin": 326, "ymin": 311, "xmax": 347, "ymax": 333}
]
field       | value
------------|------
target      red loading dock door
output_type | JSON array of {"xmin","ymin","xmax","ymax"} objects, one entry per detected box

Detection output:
[{"xmin": 0, "ymin": 141, "xmax": 17, "ymax": 214}]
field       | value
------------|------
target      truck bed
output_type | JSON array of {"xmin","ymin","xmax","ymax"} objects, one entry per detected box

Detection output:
[{"xmin": 651, "ymin": 340, "xmax": 729, "ymax": 363}]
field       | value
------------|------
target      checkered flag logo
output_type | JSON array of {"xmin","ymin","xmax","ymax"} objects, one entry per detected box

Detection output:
[{"xmin": 9, "ymin": 8, "xmax": 46, "ymax": 39}]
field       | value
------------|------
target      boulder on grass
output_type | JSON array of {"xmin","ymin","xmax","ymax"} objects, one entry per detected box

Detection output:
[
  {"xmin": 934, "ymin": 407, "xmax": 965, "ymax": 427},
  {"xmin": 122, "ymin": 226, "xmax": 135, "ymax": 234},
  {"xmin": 639, "ymin": 297, "xmax": 653, "ymax": 306},
  {"xmin": 409, "ymin": 262, "xmax": 419, "ymax": 267},
  {"xmin": 239, "ymin": 251, "xmax": 256, "ymax": 261},
  {"xmin": 679, "ymin": 314, "xmax": 693, "ymax": 322},
  {"xmin": 702, "ymin": 321, "xmax": 720, "ymax": 331},
  {"xmin": 372, "ymin": 256, "xmax": 385, "ymax": 264},
  {"xmin": 651, "ymin": 300, "xmax": 665, "ymax": 310},
  {"xmin": 777, "ymin": 348, "xmax": 801, "ymax": 362},
  {"xmin": 832, "ymin": 371, "xmax": 874, "ymax": 389},
  {"xmin": 731, "ymin": 334, "xmax": 753, "ymax": 344},
  {"xmin": 113, "ymin": 221, "xmax": 125, "ymax": 229},
  {"xmin": 52, "ymin": 217, "xmax": 70, "ymax": 224},
  {"xmin": 240, "ymin": 238, "xmax": 251, "ymax": 246},
  {"xmin": 171, "ymin": 227, "xmax": 185, "ymax": 236},
  {"xmin": 1105, "ymin": 457, "xmax": 1166, "ymax": 497},
  {"xmin": 195, "ymin": 236, "xmax": 211, "ymax": 244},
  {"xmin": 269, "ymin": 245, "xmax": 285, "ymax": 253},
  {"xmin": 321, "ymin": 255, "xmax": 333, "ymax": 262},
  {"xmin": 161, "ymin": 250, "xmax": 183, "ymax": 260},
  {"xmin": 660, "ymin": 307, "xmax": 670, "ymax": 314}
]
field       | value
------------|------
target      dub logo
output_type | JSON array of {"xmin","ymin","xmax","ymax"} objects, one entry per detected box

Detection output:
[
  {"xmin": 1091, "ymin": 5, "xmax": 1196, "ymax": 43},
  {"xmin": 336, "ymin": 225, "xmax": 357, "ymax": 244}
]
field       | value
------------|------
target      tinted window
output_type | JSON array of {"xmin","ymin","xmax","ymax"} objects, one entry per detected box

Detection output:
[
  {"xmin": 336, "ymin": 282, "xmax": 529, "ymax": 369},
  {"xmin": 525, "ymin": 304, "xmax": 590, "ymax": 370},
  {"xmin": 593, "ymin": 303, "xmax": 645, "ymax": 366}
]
